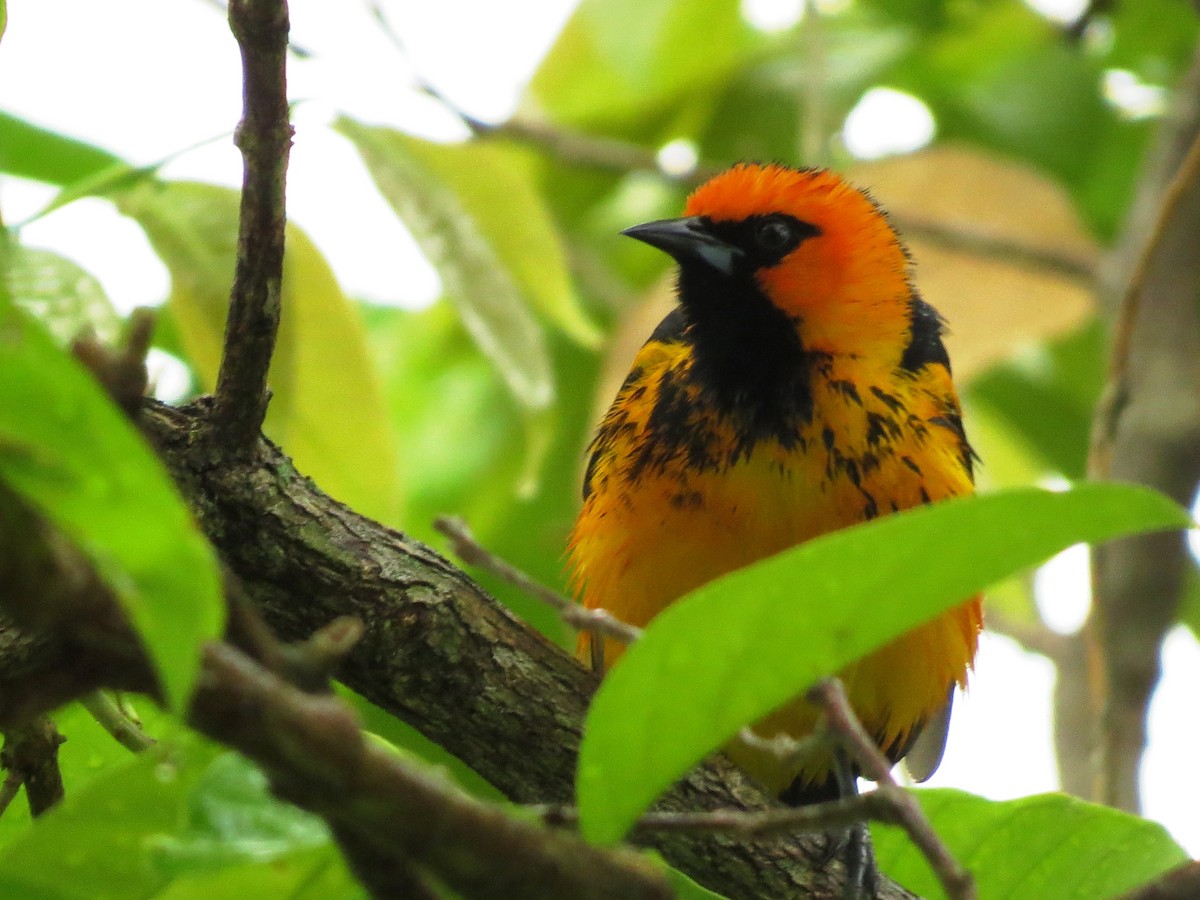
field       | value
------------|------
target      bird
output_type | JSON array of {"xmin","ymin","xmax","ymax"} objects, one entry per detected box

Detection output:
[{"xmin": 566, "ymin": 162, "xmax": 982, "ymax": 896}]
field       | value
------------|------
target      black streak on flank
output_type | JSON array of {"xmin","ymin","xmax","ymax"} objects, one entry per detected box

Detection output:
[
  {"xmin": 870, "ymin": 386, "xmax": 904, "ymax": 414},
  {"xmin": 829, "ymin": 379, "xmax": 862, "ymax": 405},
  {"xmin": 866, "ymin": 411, "xmax": 902, "ymax": 446},
  {"xmin": 899, "ymin": 296, "xmax": 951, "ymax": 373}
]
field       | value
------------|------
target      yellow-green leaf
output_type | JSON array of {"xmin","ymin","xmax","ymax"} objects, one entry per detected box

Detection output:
[
  {"xmin": 113, "ymin": 180, "xmax": 399, "ymax": 523},
  {"xmin": 0, "ymin": 301, "xmax": 223, "ymax": 708},
  {"xmin": 335, "ymin": 120, "xmax": 558, "ymax": 412}
]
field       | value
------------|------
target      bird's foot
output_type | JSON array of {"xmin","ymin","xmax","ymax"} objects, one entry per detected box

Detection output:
[{"xmin": 841, "ymin": 820, "xmax": 879, "ymax": 900}]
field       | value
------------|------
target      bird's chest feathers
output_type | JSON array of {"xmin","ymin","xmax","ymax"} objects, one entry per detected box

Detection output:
[{"xmin": 636, "ymin": 357, "xmax": 938, "ymax": 532}]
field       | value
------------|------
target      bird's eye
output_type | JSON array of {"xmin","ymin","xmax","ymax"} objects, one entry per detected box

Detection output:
[{"xmin": 754, "ymin": 216, "xmax": 795, "ymax": 252}]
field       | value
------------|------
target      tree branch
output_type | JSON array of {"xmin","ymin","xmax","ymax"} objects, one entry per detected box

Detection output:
[
  {"xmin": 210, "ymin": 0, "xmax": 292, "ymax": 450},
  {"xmin": 136, "ymin": 398, "xmax": 916, "ymax": 899},
  {"xmin": 1087, "ymin": 44, "xmax": 1200, "ymax": 812},
  {"xmin": 0, "ymin": 717, "xmax": 65, "ymax": 818},
  {"xmin": 190, "ymin": 638, "xmax": 673, "ymax": 900},
  {"xmin": 808, "ymin": 680, "xmax": 976, "ymax": 900}
]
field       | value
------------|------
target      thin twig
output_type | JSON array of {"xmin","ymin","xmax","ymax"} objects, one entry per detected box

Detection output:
[
  {"xmin": 808, "ymin": 679, "xmax": 976, "ymax": 900},
  {"xmin": 983, "ymin": 608, "xmax": 1071, "ymax": 662},
  {"xmin": 893, "ymin": 215, "xmax": 1096, "ymax": 285},
  {"xmin": 80, "ymin": 691, "xmax": 156, "ymax": 753},
  {"xmin": 735, "ymin": 725, "xmax": 838, "ymax": 770},
  {"xmin": 535, "ymin": 788, "xmax": 909, "ymax": 838},
  {"xmin": 1089, "ymin": 126, "xmax": 1200, "ymax": 480},
  {"xmin": 210, "ymin": 0, "xmax": 293, "ymax": 451},
  {"xmin": 191, "ymin": 640, "xmax": 674, "ymax": 900},
  {"xmin": 0, "ymin": 717, "xmax": 66, "ymax": 818},
  {"xmin": 433, "ymin": 516, "xmax": 642, "ymax": 646}
]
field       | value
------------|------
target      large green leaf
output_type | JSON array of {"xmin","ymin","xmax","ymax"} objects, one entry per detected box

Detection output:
[
  {"xmin": 0, "ymin": 736, "xmax": 220, "ymax": 899},
  {"xmin": 157, "ymin": 847, "xmax": 365, "ymax": 900},
  {"xmin": 149, "ymin": 753, "xmax": 329, "ymax": 876},
  {"xmin": 0, "ymin": 112, "xmax": 123, "ymax": 187},
  {"xmin": 527, "ymin": 0, "xmax": 752, "ymax": 127},
  {"xmin": 576, "ymin": 483, "xmax": 1191, "ymax": 843},
  {"xmin": 345, "ymin": 124, "xmax": 599, "ymax": 348},
  {"xmin": 335, "ymin": 122, "xmax": 558, "ymax": 414},
  {"xmin": 873, "ymin": 789, "xmax": 1188, "ymax": 900},
  {"xmin": 0, "ymin": 698, "xmax": 174, "ymax": 850},
  {"xmin": 0, "ymin": 300, "xmax": 222, "ymax": 708},
  {"xmin": 112, "ymin": 180, "xmax": 399, "ymax": 524},
  {"xmin": 967, "ymin": 319, "xmax": 1106, "ymax": 481},
  {"xmin": 7, "ymin": 245, "xmax": 122, "ymax": 345}
]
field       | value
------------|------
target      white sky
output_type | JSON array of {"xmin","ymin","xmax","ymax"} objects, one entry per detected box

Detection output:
[{"xmin": 1, "ymin": 0, "xmax": 1197, "ymax": 859}]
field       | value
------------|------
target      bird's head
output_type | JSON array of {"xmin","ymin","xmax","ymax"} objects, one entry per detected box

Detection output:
[{"xmin": 624, "ymin": 163, "xmax": 915, "ymax": 365}]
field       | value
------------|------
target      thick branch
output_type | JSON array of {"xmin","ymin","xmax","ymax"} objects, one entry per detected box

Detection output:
[
  {"xmin": 211, "ymin": 0, "xmax": 292, "ymax": 449},
  {"xmin": 1087, "ymin": 45, "xmax": 1200, "ymax": 812},
  {"xmin": 140, "ymin": 398, "xmax": 916, "ymax": 900},
  {"xmin": 0, "ymin": 488, "xmax": 158, "ymax": 726}
]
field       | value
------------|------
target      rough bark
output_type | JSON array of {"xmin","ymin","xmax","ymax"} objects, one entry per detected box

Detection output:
[
  {"xmin": 138, "ymin": 396, "xmax": 915, "ymax": 900},
  {"xmin": 1087, "ymin": 45, "xmax": 1200, "ymax": 812}
]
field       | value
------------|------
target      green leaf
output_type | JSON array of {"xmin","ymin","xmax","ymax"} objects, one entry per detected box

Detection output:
[
  {"xmin": 576, "ymin": 483, "xmax": 1191, "ymax": 844},
  {"xmin": 149, "ymin": 753, "xmax": 329, "ymax": 876},
  {"xmin": 967, "ymin": 319, "xmax": 1106, "ymax": 480},
  {"xmin": 112, "ymin": 180, "xmax": 400, "ymax": 523},
  {"xmin": 158, "ymin": 847, "xmax": 365, "ymax": 900},
  {"xmin": 335, "ymin": 121, "xmax": 556, "ymax": 413},
  {"xmin": 7, "ymin": 246, "xmax": 122, "ymax": 345},
  {"xmin": 0, "ymin": 112, "xmax": 123, "ymax": 187},
  {"xmin": 663, "ymin": 861, "xmax": 730, "ymax": 899},
  {"xmin": 0, "ymin": 302, "xmax": 223, "ymax": 707},
  {"xmin": 358, "ymin": 127, "xmax": 599, "ymax": 348},
  {"xmin": 873, "ymin": 789, "xmax": 1188, "ymax": 900},
  {"xmin": 0, "ymin": 735, "xmax": 221, "ymax": 899},
  {"xmin": 528, "ymin": 0, "xmax": 752, "ymax": 127}
]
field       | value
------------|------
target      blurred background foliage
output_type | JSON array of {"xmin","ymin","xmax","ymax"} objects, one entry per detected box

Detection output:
[{"xmin": 2, "ymin": 0, "xmax": 1200, "ymax": 896}]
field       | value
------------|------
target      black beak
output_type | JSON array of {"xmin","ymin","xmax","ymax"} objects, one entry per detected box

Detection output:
[{"xmin": 622, "ymin": 216, "xmax": 742, "ymax": 276}]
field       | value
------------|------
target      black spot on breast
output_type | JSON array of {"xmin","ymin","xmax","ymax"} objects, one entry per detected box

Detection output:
[{"xmin": 669, "ymin": 491, "xmax": 704, "ymax": 509}]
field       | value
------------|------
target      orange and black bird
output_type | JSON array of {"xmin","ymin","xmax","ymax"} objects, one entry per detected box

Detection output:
[{"xmin": 567, "ymin": 163, "xmax": 982, "ymax": 895}]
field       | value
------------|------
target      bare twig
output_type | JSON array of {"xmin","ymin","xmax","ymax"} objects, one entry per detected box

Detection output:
[
  {"xmin": 80, "ymin": 691, "xmax": 156, "ymax": 753},
  {"xmin": 210, "ymin": 0, "xmax": 293, "ymax": 451},
  {"xmin": 190, "ymin": 640, "xmax": 673, "ymax": 900},
  {"xmin": 0, "ymin": 716, "xmax": 66, "ymax": 817},
  {"xmin": 808, "ymin": 679, "xmax": 977, "ymax": 900},
  {"xmin": 892, "ymin": 215, "xmax": 1096, "ymax": 285},
  {"xmin": 434, "ymin": 516, "xmax": 642, "ymax": 646},
  {"xmin": 536, "ymin": 787, "xmax": 910, "ymax": 838},
  {"xmin": 70, "ymin": 308, "xmax": 154, "ymax": 419},
  {"xmin": 983, "ymin": 608, "xmax": 1071, "ymax": 661},
  {"xmin": 1086, "ymin": 63, "xmax": 1200, "ymax": 810},
  {"xmin": 1089, "ymin": 126, "xmax": 1200, "ymax": 481},
  {"xmin": 735, "ymin": 725, "xmax": 837, "ymax": 771}
]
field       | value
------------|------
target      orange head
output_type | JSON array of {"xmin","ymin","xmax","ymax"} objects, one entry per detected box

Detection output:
[{"xmin": 624, "ymin": 163, "xmax": 916, "ymax": 367}]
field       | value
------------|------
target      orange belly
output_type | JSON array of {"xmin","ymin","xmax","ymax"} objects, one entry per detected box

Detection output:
[{"xmin": 569, "ymin": 419, "xmax": 982, "ymax": 794}]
